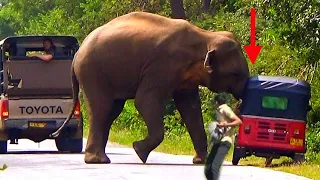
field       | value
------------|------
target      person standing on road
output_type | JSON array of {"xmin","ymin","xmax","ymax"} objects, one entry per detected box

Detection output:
[{"xmin": 204, "ymin": 93, "xmax": 242, "ymax": 180}]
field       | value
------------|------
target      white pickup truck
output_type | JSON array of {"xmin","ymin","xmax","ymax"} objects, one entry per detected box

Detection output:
[{"xmin": 0, "ymin": 35, "xmax": 83, "ymax": 153}]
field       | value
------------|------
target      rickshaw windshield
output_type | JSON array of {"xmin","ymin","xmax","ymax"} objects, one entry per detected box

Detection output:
[{"xmin": 239, "ymin": 76, "xmax": 311, "ymax": 121}]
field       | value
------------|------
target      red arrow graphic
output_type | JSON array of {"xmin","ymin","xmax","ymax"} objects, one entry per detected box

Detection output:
[{"xmin": 244, "ymin": 8, "xmax": 262, "ymax": 64}]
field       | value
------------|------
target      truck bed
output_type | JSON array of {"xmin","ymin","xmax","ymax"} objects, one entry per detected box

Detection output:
[{"xmin": 3, "ymin": 57, "xmax": 73, "ymax": 97}]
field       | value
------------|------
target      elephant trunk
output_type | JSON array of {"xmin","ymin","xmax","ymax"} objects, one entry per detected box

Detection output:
[{"xmin": 50, "ymin": 60, "xmax": 80, "ymax": 138}]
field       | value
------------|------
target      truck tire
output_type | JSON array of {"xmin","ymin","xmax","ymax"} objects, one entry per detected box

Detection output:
[
  {"xmin": 0, "ymin": 141, "xmax": 7, "ymax": 154},
  {"xmin": 55, "ymin": 137, "xmax": 83, "ymax": 153}
]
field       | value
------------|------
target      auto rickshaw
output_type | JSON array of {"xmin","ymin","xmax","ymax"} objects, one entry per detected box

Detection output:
[{"xmin": 232, "ymin": 75, "xmax": 311, "ymax": 166}]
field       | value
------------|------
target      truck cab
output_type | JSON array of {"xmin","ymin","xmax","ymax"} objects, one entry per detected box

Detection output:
[{"xmin": 0, "ymin": 35, "xmax": 83, "ymax": 153}]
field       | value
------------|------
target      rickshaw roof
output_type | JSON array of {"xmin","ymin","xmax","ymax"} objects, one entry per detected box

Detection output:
[
  {"xmin": 0, "ymin": 35, "xmax": 79, "ymax": 48},
  {"xmin": 240, "ymin": 76, "xmax": 311, "ymax": 120},
  {"xmin": 245, "ymin": 75, "xmax": 310, "ymax": 95}
]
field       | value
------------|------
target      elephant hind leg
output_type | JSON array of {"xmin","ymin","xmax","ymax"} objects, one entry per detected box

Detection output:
[
  {"xmin": 82, "ymin": 88, "xmax": 114, "ymax": 164},
  {"xmin": 84, "ymin": 98, "xmax": 126, "ymax": 164}
]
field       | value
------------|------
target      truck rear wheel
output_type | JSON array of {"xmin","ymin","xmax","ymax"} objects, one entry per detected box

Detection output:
[
  {"xmin": 0, "ymin": 140, "xmax": 7, "ymax": 154},
  {"xmin": 55, "ymin": 137, "xmax": 83, "ymax": 153}
]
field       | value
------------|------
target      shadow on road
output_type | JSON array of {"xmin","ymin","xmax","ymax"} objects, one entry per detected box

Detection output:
[
  {"xmin": 6, "ymin": 151, "xmax": 131, "ymax": 156},
  {"xmin": 268, "ymin": 160, "xmax": 301, "ymax": 168},
  {"xmin": 222, "ymin": 164, "xmax": 245, "ymax": 167},
  {"xmin": 243, "ymin": 160, "xmax": 299, "ymax": 168},
  {"xmin": 112, "ymin": 162, "xmax": 204, "ymax": 167}
]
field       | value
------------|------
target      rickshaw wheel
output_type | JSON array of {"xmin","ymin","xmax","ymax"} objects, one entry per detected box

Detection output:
[
  {"xmin": 265, "ymin": 157, "xmax": 273, "ymax": 167},
  {"xmin": 232, "ymin": 151, "xmax": 241, "ymax": 165},
  {"xmin": 232, "ymin": 135, "xmax": 244, "ymax": 165},
  {"xmin": 292, "ymin": 153, "xmax": 305, "ymax": 164},
  {"xmin": 232, "ymin": 147, "xmax": 244, "ymax": 165}
]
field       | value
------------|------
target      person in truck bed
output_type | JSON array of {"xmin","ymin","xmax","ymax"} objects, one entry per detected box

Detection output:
[{"xmin": 28, "ymin": 38, "xmax": 56, "ymax": 62}]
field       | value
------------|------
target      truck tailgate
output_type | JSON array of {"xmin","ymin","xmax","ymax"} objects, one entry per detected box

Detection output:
[{"xmin": 8, "ymin": 99, "xmax": 73, "ymax": 119}]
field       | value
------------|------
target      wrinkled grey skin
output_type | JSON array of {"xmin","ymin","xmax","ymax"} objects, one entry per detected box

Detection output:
[{"xmin": 51, "ymin": 12, "xmax": 249, "ymax": 164}]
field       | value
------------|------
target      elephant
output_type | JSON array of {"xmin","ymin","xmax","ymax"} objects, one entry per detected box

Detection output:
[{"xmin": 51, "ymin": 11, "xmax": 250, "ymax": 164}]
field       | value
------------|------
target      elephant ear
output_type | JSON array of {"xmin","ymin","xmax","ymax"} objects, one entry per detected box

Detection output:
[{"xmin": 203, "ymin": 50, "xmax": 216, "ymax": 73}]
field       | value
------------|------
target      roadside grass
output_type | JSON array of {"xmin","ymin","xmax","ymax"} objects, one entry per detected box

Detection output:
[
  {"xmin": 98, "ymin": 126, "xmax": 319, "ymax": 180},
  {"xmin": 108, "ymin": 126, "xmax": 196, "ymax": 155}
]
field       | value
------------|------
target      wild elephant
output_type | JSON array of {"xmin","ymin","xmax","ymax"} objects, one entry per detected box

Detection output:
[{"xmin": 51, "ymin": 11, "xmax": 249, "ymax": 164}]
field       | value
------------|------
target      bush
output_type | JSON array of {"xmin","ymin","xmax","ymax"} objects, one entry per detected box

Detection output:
[{"xmin": 306, "ymin": 122, "xmax": 320, "ymax": 162}]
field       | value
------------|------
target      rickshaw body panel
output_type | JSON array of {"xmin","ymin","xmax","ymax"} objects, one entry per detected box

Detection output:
[{"xmin": 237, "ymin": 115, "xmax": 306, "ymax": 153}]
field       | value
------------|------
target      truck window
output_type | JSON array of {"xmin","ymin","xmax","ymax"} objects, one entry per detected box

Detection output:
[{"xmin": 262, "ymin": 96, "xmax": 288, "ymax": 110}]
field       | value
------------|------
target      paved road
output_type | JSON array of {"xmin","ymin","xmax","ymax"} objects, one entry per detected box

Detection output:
[{"xmin": 0, "ymin": 139, "xmax": 311, "ymax": 180}]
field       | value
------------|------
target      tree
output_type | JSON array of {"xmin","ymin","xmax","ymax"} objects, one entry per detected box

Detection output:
[
  {"xmin": 203, "ymin": 0, "xmax": 211, "ymax": 12},
  {"xmin": 0, "ymin": 16, "xmax": 15, "ymax": 39},
  {"xmin": 169, "ymin": 0, "xmax": 186, "ymax": 19},
  {"xmin": 257, "ymin": 0, "xmax": 320, "ymax": 64}
]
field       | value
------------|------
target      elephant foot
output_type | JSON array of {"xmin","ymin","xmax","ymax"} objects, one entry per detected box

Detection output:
[
  {"xmin": 133, "ymin": 141, "xmax": 150, "ymax": 163},
  {"xmin": 84, "ymin": 152, "xmax": 111, "ymax": 164},
  {"xmin": 192, "ymin": 153, "xmax": 207, "ymax": 164}
]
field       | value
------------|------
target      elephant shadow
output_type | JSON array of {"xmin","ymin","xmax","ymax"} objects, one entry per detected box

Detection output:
[
  {"xmin": 6, "ymin": 150, "xmax": 130, "ymax": 156},
  {"xmin": 112, "ymin": 162, "xmax": 204, "ymax": 167}
]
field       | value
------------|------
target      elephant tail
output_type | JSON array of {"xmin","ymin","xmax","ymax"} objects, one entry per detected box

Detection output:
[{"xmin": 50, "ymin": 60, "xmax": 80, "ymax": 138}]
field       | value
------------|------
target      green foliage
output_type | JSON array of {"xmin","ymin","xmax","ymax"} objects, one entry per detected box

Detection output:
[
  {"xmin": 306, "ymin": 122, "xmax": 320, "ymax": 163},
  {"xmin": 19, "ymin": 8, "xmax": 81, "ymax": 39},
  {"xmin": 256, "ymin": 0, "xmax": 320, "ymax": 64},
  {"xmin": 193, "ymin": 8, "xmax": 251, "ymax": 45},
  {"xmin": 113, "ymin": 100, "xmax": 147, "ymax": 135},
  {"xmin": 0, "ymin": 15, "xmax": 14, "ymax": 39},
  {"xmin": 163, "ymin": 110, "xmax": 187, "ymax": 137}
]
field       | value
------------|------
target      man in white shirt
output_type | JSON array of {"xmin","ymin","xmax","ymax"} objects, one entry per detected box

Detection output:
[{"xmin": 205, "ymin": 94, "xmax": 242, "ymax": 180}]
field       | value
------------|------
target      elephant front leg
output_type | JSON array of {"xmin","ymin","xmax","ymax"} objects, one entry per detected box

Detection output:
[
  {"xmin": 173, "ymin": 89, "xmax": 207, "ymax": 164},
  {"xmin": 133, "ymin": 90, "xmax": 169, "ymax": 163}
]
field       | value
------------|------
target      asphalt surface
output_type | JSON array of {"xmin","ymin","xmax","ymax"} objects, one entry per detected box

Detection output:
[{"xmin": 0, "ymin": 139, "xmax": 311, "ymax": 180}]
